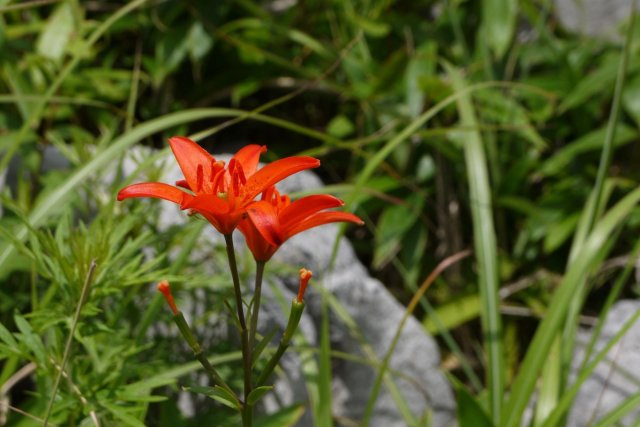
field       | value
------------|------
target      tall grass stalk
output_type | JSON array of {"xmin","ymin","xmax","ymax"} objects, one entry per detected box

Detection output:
[
  {"xmin": 448, "ymin": 64, "xmax": 504, "ymax": 422},
  {"xmin": 43, "ymin": 260, "xmax": 97, "ymax": 426},
  {"xmin": 361, "ymin": 251, "xmax": 470, "ymax": 425},
  {"xmin": 559, "ymin": 2, "xmax": 637, "ymax": 399},
  {"xmin": 500, "ymin": 186, "xmax": 640, "ymax": 427}
]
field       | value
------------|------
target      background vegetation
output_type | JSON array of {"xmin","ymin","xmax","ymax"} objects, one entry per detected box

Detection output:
[{"xmin": 1, "ymin": 0, "xmax": 640, "ymax": 425}]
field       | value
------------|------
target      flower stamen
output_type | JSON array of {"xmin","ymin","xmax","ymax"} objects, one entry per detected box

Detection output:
[{"xmin": 196, "ymin": 164, "xmax": 204, "ymax": 192}]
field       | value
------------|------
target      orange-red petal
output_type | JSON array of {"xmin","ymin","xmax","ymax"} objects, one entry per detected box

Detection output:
[
  {"xmin": 117, "ymin": 182, "xmax": 191, "ymax": 205},
  {"xmin": 182, "ymin": 194, "xmax": 230, "ymax": 215},
  {"xmin": 284, "ymin": 211, "xmax": 363, "ymax": 238},
  {"xmin": 279, "ymin": 194, "xmax": 345, "ymax": 226},
  {"xmin": 246, "ymin": 201, "xmax": 283, "ymax": 246},
  {"xmin": 233, "ymin": 144, "xmax": 267, "ymax": 178},
  {"xmin": 238, "ymin": 217, "xmax": 278, "ymax": 262},
  {"xmin": 168, "ymin": 136, "xmax": 216, "ymax": 194},
  {"xmin": 244, "ymin": 156, "xmax": 320, "ymax": 201}
]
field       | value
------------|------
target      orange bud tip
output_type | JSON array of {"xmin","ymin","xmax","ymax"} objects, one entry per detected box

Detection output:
[
  {"xmin": 157, "ymin": 280, "xmax": 179, "ymax": 315},
  {"xmin": 296, "ymin": 268, "xmax": 313, "ymax": 302}
]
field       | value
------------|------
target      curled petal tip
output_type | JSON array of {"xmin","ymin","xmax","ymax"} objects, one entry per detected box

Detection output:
[{"xmin": 168, "ymin": 135, "xmax": 194, "ymax": 145}]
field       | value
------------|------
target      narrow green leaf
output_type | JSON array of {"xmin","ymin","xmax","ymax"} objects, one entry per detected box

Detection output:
[
  {"xmin": 255, "ymin": 404, "xmax": 305, "ymax": 427},
  {"xmin": 252, "ymin": 328, "xmax": 278, "ymax": 366},
  {"xmin": 36, "ymin": 2, "xmax": 76, "ymax": 61},
  {"xmin": 183, "ymin": 384, "xmax": 241, "ymax": 410},
  {"xmin": 373, "ymin": 195, "xmax": 423, "ymax": 269},
  {"xmin": 0, "ymin": 322, "xmax": 18, "ymax": 349},
  {"xmin": 540, "ymin": 308, "xmax": 640, "ymax": 427},
  {"xmin": 538, "ymin": 125, "xmax": 636, "ymax": 177},
  {"xmin": 448, "ymin": 64, "xmax": 504, "ymax": 423},
  {"xmin": 454, "ymin": 379, "xmax": 493, "ymax": 427},
  {"xmin": 482, "ymin": 0, "xmax": 517, "ymax": 58},
  {"xmin": 317, "ymin": 292, "xmax": 333, "ymax": 426},
  {"xmin": 327, "ymin": 115, "xmax": 355, "ymax": 138},
  {"xmin": 347, "ymin": 13, "xmax": 390, "ymax": 37},
  {"xmin": 101, "ymin": 401, "xmax": 146, "ymax": 427},
  {"xmin": 622, "ymin": 75, "xmax": 640, "ymax": 126},
  {"xmin": 14, "ymin": 314, "xmax": 45, "ymax": 364},
  {"xmin": 592, "ymin": 391, "xmax": 640, "ymax": 427},
  {"xmin": 247, "ymin": 386, "xmax": 273, "ymax": 406},
  {"xmin": 287, "ymin": 29, "xmax": 330, "ymax": 57},
  {"xmin": 501, "ymin": 186, "xmax": 640, "ymax": 427},
  {"xmin": 559, "ymin": 53, "xmax": 640, "ymax": 113},
  {"xmin": 423, "ymin": 294, "xmax": 481, "ymax": 334}
]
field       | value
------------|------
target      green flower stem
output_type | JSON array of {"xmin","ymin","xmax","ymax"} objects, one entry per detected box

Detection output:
[
  {"xmin": 171, "ymin": 312, "xmax": 235, "ymax": 397},
  {"xmin": 223, "ymin": 234, "xmax": 252, "ymax": 426},
  {"xmin": 256, "ymin": 298, "xmax": 305, "ymax": 387},
  {"xmin": 249, "ymin": 261, "xmax": 266, "ymax": 352}
]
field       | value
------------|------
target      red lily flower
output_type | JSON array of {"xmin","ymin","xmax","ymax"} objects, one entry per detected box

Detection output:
[
  {"xmin": 238, "ymin": 187, "xmax": 363, "ymax": 261},
  {"xmin": 117, "ymin": 136, "xmax": 320, "ymax": 234}
]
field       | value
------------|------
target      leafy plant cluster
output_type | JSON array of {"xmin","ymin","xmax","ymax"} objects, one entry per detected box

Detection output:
[{"xmin": 1, "ymin": 0, "xmax": 640, "ymax": 426}]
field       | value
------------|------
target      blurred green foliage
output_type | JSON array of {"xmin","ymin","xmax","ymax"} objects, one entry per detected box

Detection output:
[{"xmin": 1, "ymin": 0, "xmax": 640, "ymax": 425}]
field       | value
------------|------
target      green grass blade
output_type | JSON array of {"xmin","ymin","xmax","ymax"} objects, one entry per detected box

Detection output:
[
  {"xmin": 500, "ymin": 186, "xmax": 640, "ymax": 427},
  {"xmin": 540, "ymin": 308, "xmax": 640, "ymax": 427},
  {"xmin": 578, "ymin": 238, "xmax": 640, "ymax": 370},
  {"xmin": 317, "ymin": 291, "xmax": 333, "ymax": 427},
  {"xmin": 447, "ymin": 64, "xmax": 504, "ymax": 423},
  {"xmin": 555, "ymin": 8, "xmax": 636, "ymax": 419},
  {"xmin": 592, "ymin": 390, "xmax": 640, "ymax": 427}
]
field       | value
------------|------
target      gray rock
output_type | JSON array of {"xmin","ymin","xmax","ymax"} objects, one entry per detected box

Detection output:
[
  {"xmin": 275, "ymin": 226, "xmax": 455, "ymax": 426},
  {"xmin": 568, "ymin": 300, "xmax": 640, "ymax": 426},
  {"xmin": 119, "ymin": 145, "xmax": 456, "ymax": 426},
  {"xmin": 554, "ymin": 0, "xmax": 633, "ymax": 38}
]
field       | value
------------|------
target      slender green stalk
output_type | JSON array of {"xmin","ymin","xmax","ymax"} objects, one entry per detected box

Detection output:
[
  {"xmin": 256, "ymin": 298, "xmax": 306, "ymax": 387},
  {"xmin": 223, "ymin": 234, "xmax": 252, "ymax": 427},
  {"xmin": 125, "ymin": 41, "xmax": 143, "ymax": 132},
  {"xmin": 43, "ymin": 260, "xmax": 97, "ymax": 426},
  {"xmin": 171, "ymin": 312, "xmax": 235, "ymax": 397},
  {"xmin": 0, "ymin": 0, "xmax": 60, "ymax": 13},
  {"xmin": 249, "ymin": 261, "xmax": 266, "ymax": 353}
]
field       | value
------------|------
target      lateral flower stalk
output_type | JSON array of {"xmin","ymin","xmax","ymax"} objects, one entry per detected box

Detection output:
[
  {"xmin": 256, "ymin": 269, "xmax": 312, "ymax": 387},
  {"xmin": 156, "ymin": 281, "xmax": 234, "ymax": 397}
]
